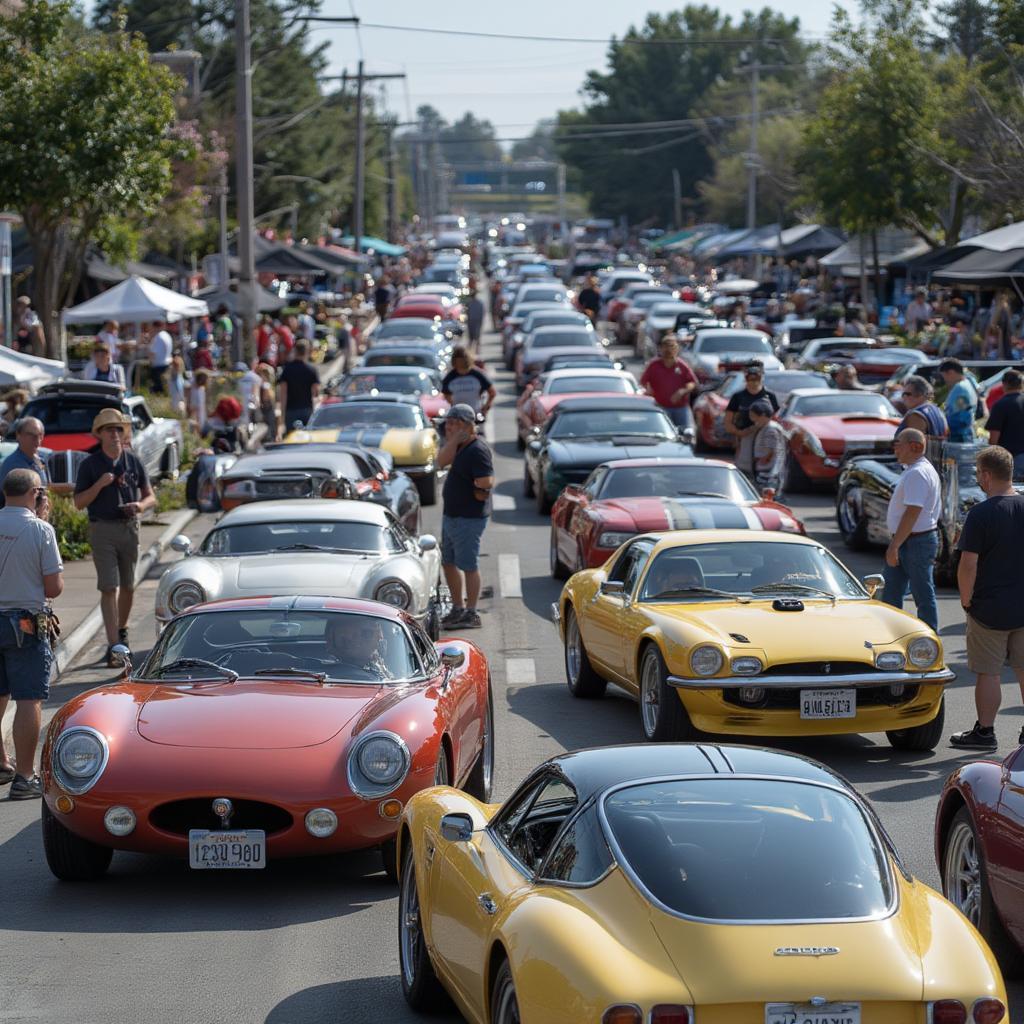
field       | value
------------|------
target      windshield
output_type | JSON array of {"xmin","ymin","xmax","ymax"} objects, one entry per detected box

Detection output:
[
  {"xmin": 630, "ymin": 292, "xmax": 673, "ymax": 308},
  {"xmin": 600, "ymin": 465, "xmax": 757, "ymax": 502},
  {"xmin": 200, "ymin": 520, "xmax": 400, "ymax": 555},
  {"xmin": 422, "ymin": 267, "xmax": 460, "ymax": 284},
  {"xmin": 341, "ymin": 371, "xmax": 438, "ymax": 396},
  {"xmin": 308, "ymin": 403, "xmax": 421, "ymax": 429},
  {"xmin": 639, "ymin": 541, "xmax": 864, "ymax": 600},
  {"xmin": 548, "ymin": 357, "xmax": 613, "ymax": 371},
  {"xmin": 549, "ymin": 408, "xmax": 674, "ymax": 439},
  {"xmin": 547, "ymin": 376, "xmax": 630, "ymax": 396},
  {"xmin": 531, "ymin": 330, "xmax": 597, "ymax": 349},
  {"xmin": 789, "ymin": 394, "xmax": 895, "ymax": 418},
  {"xmin": 603, "ymin": 778, "xmax": 891, "ymax": 921},
  {"xmin": 524, "ymin": 313, "xmax": 587, "ymax": 332},
  {"xmin": 143, "ymin": 610, "xmax": 418, "ymax": 684},
  {"xmin": 697, "ymin": 335, "xmax": 772, "ymax": 354},
  {"xmin": 362, "ymin": 352, "xmax": 435, "ymax": 369},
  {"xmin": 519, "ymin": 288, "xmax": 566, "ymax": 305},
  {"xmin": 374, "ymin": 321, "xmax": 437, "ymax": 340},
  {"xmin": 722, "ymin": 371, "xmax": 828, "ymax": 399}
]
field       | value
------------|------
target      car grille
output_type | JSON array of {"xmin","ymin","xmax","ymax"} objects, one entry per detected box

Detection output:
[
  {"xmin": 254, "ymin": 477, "xmax": 315, "ymax": 498},
  {"xmin": 724, "ymin": 684, "xmax": 920, "ymax": 710},
  {"xmin": 768, "ymin": 661, "xmax": 876, "ymax": 675},
  {"xmin": 150, "ymin": 798, "xmax": 294, "ymax": 836}
]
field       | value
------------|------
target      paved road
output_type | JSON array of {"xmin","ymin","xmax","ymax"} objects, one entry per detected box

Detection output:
[{"xmin": 3, "ymin": 325, "xmax": 1022, "ymax": 1023}]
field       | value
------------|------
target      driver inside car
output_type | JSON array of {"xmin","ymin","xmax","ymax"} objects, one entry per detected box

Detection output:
[
  {"xmin": 645, "ymin": 556, "xmax": 705, "ymax": 596},
  {"xmin": 323, "ymin": 616, "xmax": 394, "ymax": 681}
]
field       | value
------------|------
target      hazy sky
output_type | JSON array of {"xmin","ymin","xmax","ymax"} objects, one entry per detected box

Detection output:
[{"xmin": 315, "ymin": 1, "xmax": 859, "ymax": 132}]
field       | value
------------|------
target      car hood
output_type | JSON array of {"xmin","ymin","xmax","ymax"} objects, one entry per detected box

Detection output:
[
  {"xmin": 536, "ymin": 392, "xmax": 625, "ymax": 414},
  {"xmin": 592, "ymin": 497, "xmax": 763, "ymax": 532},
  {"xmin": 788, "ymin": 414, "xmax": 900, "ymax": 443},
  {"xmin": 225, "ymin": 552, "xmax": 373, "ymax": 592},
  {"xmin": 137, "ymin": 681, "xmax": 384, "ymax": 749},
  {"xmin": 287, "ymin": 426, "xmax": 434, "ymax": 461},
  {"xmin": 548, "ymin": 439, "xmax": 693, "ymax": 468}
]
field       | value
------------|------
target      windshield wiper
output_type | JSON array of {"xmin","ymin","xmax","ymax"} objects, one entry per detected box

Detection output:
[
  {"xmin": 155, "ymin": 658, "xmax": 238, "ymax": 681},
  {"xmin": 675, "ymin": 490, "xmax": 730, "ymax": 499},
  {"xmin": 750, "ymin": 581, "xmax": 837, "ymax": 603},
  {"xmin": 276, "ymin": 544, "xmax": 367, "ymax": 554},
  {"xmin": 253, "ymin": 667, "xmax": 327, "ymax": 683},
  {"xmin": 647, "ymin": 586, "xmax": 745, "ymax": 601}
]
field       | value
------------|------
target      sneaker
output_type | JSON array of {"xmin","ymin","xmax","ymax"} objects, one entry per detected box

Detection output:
[
  {"xmin": 950, "ymin": 722, "xmax": 998, "ymax": 750},
  {"xmin": 8, "ymin": 774, "xmax": 42, "ymax": 800},
  {"xmin": 0, "ymin": 762, "xmax": 15, "ymax": 785},
  {"xmin": 460, "ymin": 609, "xmax": 482, "ymax": 629},
  {"xmin": 117, "ymin": 627, "xmax": 129, "ymax": 645},
  {"xmin": 441, "ymin": 608, "xmax": 467, "ymax": 629}
]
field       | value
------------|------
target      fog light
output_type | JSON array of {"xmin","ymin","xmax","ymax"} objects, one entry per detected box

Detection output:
[
  {"xmin": 103, "ymin": 805, "xmax": 136, "ymax": 836},
  {"xmin": 304, "ymin": 808, "xmax": 338, "ymax": 838},
  {"xmin": 737, "ymin": 686, "xmax": 766, "ymax": 705},
  {"xmin": 55, "ymin": 795, "xmax": 75, "ymax": 814},
  {"xmin": 379, "ymin": 799, "xmax": 403, "ymax": 820}
]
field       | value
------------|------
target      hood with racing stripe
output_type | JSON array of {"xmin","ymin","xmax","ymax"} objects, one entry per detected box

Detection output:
[
  {"xmin": 588, "ymin": 495, "xmax": 797, "ymax": 533},
  {"xmin": 283, "ymin": 427, "xmax": 438, "ymax": 465}
]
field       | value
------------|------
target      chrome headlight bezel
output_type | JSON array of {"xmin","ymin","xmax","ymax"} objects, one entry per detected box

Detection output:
[
  {"xmin": 374, "ymin": 580, "xmax": 412, "ymax": 610},
  {"xmin": 908, "ymin": 636, "xmax": 940, "ymax": 668},
  {"xmin": 690, "ymin": 644, "xmax": 724, "ymax": 677},
  {"xmin": 168, "ymin": 580, "xmax": 206, "ymax": 615},
  {"xmin": 52, "ymin": 727, "xmax": 109, "ymax": 795},
  {"xmin": 347, "ymin": 730, "xmax": 411, "ymax": 799},
  {"xmin": 874, "ymin": 650, "xmax": 907, "ymax": 671},
  {"xmin": 730, "ymin": 656, "xmax": 763, "ymax": 676}
]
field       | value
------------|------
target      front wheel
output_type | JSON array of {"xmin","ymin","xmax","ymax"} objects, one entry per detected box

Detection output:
[
  {"xmin": 536, "ymin": 475, "xmax": 552, "ymax": 515},
  {"xmin": 464, "ymin": 686, "xmax": 494, "ymax": 802},
  {"xmin": 42, "ymin": 801, "xmax": 113, "ymax": 881},
  {"xmin": 563, "ymin": 607, "xmax": 606, "ymax": 699},
  {"xmin": 415, "ymin": 473, "xmax": 437, "ymax": 506},
  {"xmin": 639, "ymin": 645, "xmax": 696, "ymax": 742},
  {"xmin": 398, "ymin": 840, "xmax": 449, "ymax": 1011},
  {"xmin": 783, "ymin": 451, "xmax": 811, "ymax": 494},
  {"xmin": 836, "ymin": 483, "xmax": 869, "ymax": 549},
  {"xmin": 887, "ymin": 696, "xmax": 944, "ymax": 751},
  {"xmin": 490, "ymin": 961, "xmax": 519, "ymax": 1024}
]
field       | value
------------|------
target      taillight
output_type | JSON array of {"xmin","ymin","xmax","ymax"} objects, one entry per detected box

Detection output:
[
  {"xmin": 931, "ymin": 1001, "xmax": 967, "ymax": 1024},
  {"xmin": 356, "ymin": 478, "xmax": 382, "ymax": 495},
  {"xmin": 601, "ymin": 1007, "xmax": 641, "ymax": 1024},
  {"xmin": 650, "ymin": 1006, "xmax": 692, "ymax": 1024},
  {"xmin": 973, "ymin": 998, "xmax": 1006, "ymax": 1024},
  {"xmin": 320, "ymin": 481, "xmax": 339, "ymax": 498}
]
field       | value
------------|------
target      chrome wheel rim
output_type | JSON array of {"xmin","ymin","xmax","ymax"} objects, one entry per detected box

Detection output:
[
  {"xmin": 434, "ymin": 751, "xmax": 449, "ymax": 786},
  {"xmin": 494, "ymin": 976, "xmax": 520, "ymax": 1024},
  {"xmin": 566, "ymin": 615, "xmax": 582, "ymax": 683},
  {"xmin": 640, "ymin": 653, "xmax": 660, "ymax": 737},
  {"xmin": 399, "ymin": 852, "xmax": 422, "ymax": 988},
  {"xmin": 945, "ymin": 820, "xmax": 982, "ymax": 926}
]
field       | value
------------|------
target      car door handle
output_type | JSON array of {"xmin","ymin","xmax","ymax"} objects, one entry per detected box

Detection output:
[{"xmin": 477, "ymin": 893, "xmax": 498, "ymax": 915}]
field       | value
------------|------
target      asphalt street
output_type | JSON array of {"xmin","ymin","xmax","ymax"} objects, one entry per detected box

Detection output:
[{"xmin": 2, "ymin": 326, "xmax": 1023, "ymax": 1023}]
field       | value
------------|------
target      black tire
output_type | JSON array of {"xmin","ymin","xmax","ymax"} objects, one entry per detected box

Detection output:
[
  {"xmin": 536, "ymin": 476, "xmax": 552, "ymax": 515},
  {"xmin": 639, "ymin": 644, "xmax": 696, "ymax": 742},
  {"xmin": 836, "ymin": 483, "xmax": 869, "ymax": 550},
  {"xmin": 523, "ymin": 462, "xmax": 535, "ymax": 498},
  {"xmin": 380, "ymin": 837, "xmax": 399, "ymax": 884},
  {"xmin": 464, "ymin": 686, "xmax": 494, "ymax": 802},
  {"xmin": 549, "ymin": 528, "xmax": 570, "ymax": 580},
  {"xmin": 887, "ymin": 695, "xmax": 945, "ymax": 751},
  {"xmin": 783, "ymin": 451, "xmax": 812, "ymax": 494},
  {"xmin": 398, "ymin": 839, "xmax": 449, "ymax": 1011},
  {"xmin": 490, "ymin": 960, "xmax": 519, "ymax": 1024},
  {"xmin": 942, "ymin": 805, "xmax": 1022, "ymax": 974},
  {"xmin": 41, "ymin": 801, "xmax": 113, "ymax": 881},
  {"xmin": 563, "ymin": 607, "xmax": 607, "ymax": 699},
  {"xmin": 415, "ymin": 473, "xmax": 437, "ymax": 506}
]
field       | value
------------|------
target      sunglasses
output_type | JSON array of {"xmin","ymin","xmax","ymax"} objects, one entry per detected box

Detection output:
[{"xmin": 102, "ymin": 426, "xmax": 126, "ymax": 435}]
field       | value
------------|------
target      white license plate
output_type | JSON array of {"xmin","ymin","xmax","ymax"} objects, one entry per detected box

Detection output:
[
  {"xmin": 799, "ymin": 688, "xmax": 856, "ymax": 719},
  {"xmin": 188, "ymin": 829, "xmax": 266, "ymax": 869},
  {"xmin": 765, "ymin": 1002, "xmax": 860, "ymax": 1024}
]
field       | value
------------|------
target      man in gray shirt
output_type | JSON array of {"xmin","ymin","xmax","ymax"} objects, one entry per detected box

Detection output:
[{"xmin": 0, "ymin": 468, "xmax": 64, "ymax": 799}]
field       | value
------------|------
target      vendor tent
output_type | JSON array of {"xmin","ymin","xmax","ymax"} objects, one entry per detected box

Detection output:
[
  {"xmin": 933, "ymin": 247, "xmax": 1024, "ymax": 288},
  {"xmin": 0, "ymin": 347, "xmax": 66, "ymax": 390},
  {"xmin": 819, "ymin": 230, "xmax": 929, "ymax": 277},
  {"xmin": 195, "ymin": 283, "xmax": 285, "ymax": 315},
  {"xmin": 779, "ymin": 224, "xmax": 846, "ymax": 259},
  {"xmin": 339, "ymin": 235, "xmax": 407, "ymax": 257},
  {"xmin": 61, "ymin": 275, "xmax": 208, "ymax": 325}
]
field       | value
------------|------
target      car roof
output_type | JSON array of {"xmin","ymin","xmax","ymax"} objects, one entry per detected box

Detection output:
[
  {"xmin": 548, "ymin": 395, "xmax": 657, "ymax": 412},
  {"xmin": 217, "ymin": 498, "xmax": 388, "ymax": 527},
  {"xmin": 548, "ymin": 742, "xmax": 843, "ymax": 803}
]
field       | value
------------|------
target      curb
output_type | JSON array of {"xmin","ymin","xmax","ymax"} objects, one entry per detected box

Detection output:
[{"xmin": 52, "ymin": 507, "xmax": 198, "ymax": 679}]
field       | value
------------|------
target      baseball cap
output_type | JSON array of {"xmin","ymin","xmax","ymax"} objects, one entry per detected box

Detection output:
[
  {"xmin": 749, "ymin": 400, "xmax": 773, "ymax": 417},
  {"xmin": 447, "ymin": 404, "xmax": 477, "ymax": 423}
]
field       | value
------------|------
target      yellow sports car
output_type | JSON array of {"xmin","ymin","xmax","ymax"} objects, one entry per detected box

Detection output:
[
  {"xmin": 284, "ymin": 395, "xmax": 440, "ymax": 504},
  {"xmin": 397, "ymin": 743, "xmax": 1006, "ymax": 1024},
  {"xmin": 553, "ymin": 530, "xmax": 954, "ymax": 750}
]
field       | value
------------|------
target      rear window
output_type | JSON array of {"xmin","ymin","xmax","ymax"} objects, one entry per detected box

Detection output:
[
  {"xmin": 308, "ymin": 403, "xmax": 421, "ymax": 429},
  {"xmin": 603, "ymin": 778, "xmax": 892, "ymax": 921},
  {"xmin": 363, "ymin": 352, "xmax": 435, "ymax": 369},
  {"xmin": 374, "ymin": 321, "xmax": 436, "ymax": 340},
  {"xmin": 23, "ymin": 396, "xmax": 120, "ymax": 433},
  {"xmin": 532, "ymin": 330, "xmax": 596, "ymax": 350},
  {"xmin": 697, "ymin": 335, "xmax": 772, "ymax": 354},
  {"xmin": 547, "ymin": 376, "xmax": 630, "ymax": 395}
]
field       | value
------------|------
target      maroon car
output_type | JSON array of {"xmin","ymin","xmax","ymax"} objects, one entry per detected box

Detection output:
[{"xmin": 935, "ymin": 747, "xmax": 1024, "ymax": 969}]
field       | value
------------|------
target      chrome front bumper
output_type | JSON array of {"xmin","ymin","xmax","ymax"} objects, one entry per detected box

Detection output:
[{"xmin": 667, "ymin": 668, "xmax": 955, "ymax": 691}]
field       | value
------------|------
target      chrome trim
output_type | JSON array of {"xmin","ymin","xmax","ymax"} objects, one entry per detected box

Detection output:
[
  {"xmin": 346, "ymin": 730, "xmax": 412, "ymax": 800},
  {"xmin": 667, "ymin": 667, "xmax": 955, "ymax": 690},
  {"xmin": 51, "ymin": 726, "xmax": 111, "ymax": 796},
  {"xmin": 550, "ymin": 601, "xmax": 561, "ymax": 636}
]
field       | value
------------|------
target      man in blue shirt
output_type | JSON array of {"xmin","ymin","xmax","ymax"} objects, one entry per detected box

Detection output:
[
  {"xmin": 0, "ymin": 417, "xmax": 49, "ymax": 494},
  {"xmin": 941, "ymin": 358, "xmax": 978, "ymax": 443}
]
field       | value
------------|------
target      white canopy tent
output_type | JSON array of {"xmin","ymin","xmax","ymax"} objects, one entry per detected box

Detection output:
[
  {"xmin": 0, "ymin": 347, "xmax": 66, "ymax": 390},
  {"xmin": 61, "ymin": 275, "xmax": 208, "ymax": 325}
]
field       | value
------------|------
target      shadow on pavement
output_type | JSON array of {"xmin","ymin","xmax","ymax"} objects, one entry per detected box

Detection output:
[
  {"xmin": 264, "ymin": 978, "xmax": 459, "ymax": 1024},
  {"xmin": 506, "ymin": 680, "xmax": 639, "ymax": 751}
]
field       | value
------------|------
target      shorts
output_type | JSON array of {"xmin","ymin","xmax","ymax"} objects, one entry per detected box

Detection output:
[
  {"xmin": 966, "ymin": 614, "xmax": 1024, "ymax": 675},
  {"xmin": 0, "ymin": 615, "xmax": 51, "ymax": 701},
  {"xmin": 441, "ymin": 515, "xmax": 488, "ymax": 572},
  {"xmin": 90, "ymin": 518, "xmax": 140, "ymax": 592}
]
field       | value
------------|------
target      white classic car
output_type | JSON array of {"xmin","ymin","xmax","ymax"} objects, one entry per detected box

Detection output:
[{"xmin": 156, "ymin": 499, "xmax": 444, "ymax": 637}]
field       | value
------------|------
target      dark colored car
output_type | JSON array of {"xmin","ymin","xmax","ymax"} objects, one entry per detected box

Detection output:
[{"xmin": 523, "ymin": 396, "xmax": 693, "ymax": 515}]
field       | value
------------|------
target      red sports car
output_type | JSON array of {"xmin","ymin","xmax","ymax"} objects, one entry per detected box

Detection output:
[
  {"xmin": 779, "ymin": 387, "xmax": 900, "ymax": 491},
  {"xmin": 935, "ymin": 746, "xmax": 1024, "ymax": 970},
  {"xmin": 389, "ymin": 298, "xmax": 453, "ymax": 325},
  {"xmin": 40, "ymin": 596, "xmax": 492, "ymax": 881},
  {"xmin": 394, "ymin": 293, "xmax": 464, "ymax": 322},
  {"xmin": 548, "ymin": 456, "xmax": 805, "ymax": 576}
]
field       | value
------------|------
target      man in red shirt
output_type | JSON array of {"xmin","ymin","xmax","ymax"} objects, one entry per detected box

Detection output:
[{"xmin": 640, "ymin": 334, "xmax": 698, "ymax": 430}]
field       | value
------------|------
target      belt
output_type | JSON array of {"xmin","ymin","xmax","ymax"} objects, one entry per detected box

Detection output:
[{"xmin": 909, "ymin": 527, "xmax": 938, "ymax": 536}]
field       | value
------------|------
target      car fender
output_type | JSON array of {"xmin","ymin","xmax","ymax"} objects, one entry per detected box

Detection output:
[
  {"xmin": 155, "ymin": 559, "xmax": 225, "ymax": 621},
  {"xmin": 934, "ymin": 758, "xmax": 1006, "ymax": 872},
  {"xmin": 363, "ymin": 553, "xmax": 432, "ymax": 617}
]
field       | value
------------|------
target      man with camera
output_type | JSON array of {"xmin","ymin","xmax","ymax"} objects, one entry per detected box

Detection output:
[{"xmin": 74, "ymin": 409, "xmax": 155, "ymax": 667}]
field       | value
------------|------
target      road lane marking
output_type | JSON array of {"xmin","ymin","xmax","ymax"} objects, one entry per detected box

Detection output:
[
  {"xmin": 484, "ymin": 414, "xmax": 495, "ymax": 444},
  {"xmin": 498, "ymin": 553, "xmax": 522, "ymax": 598},
  {"xmin": 492, "ymin": 493, "xmax": 515, "ymax": 511},
  {"xmin": 505, "ymin": 658, "xmax": 536, "ymax": 684}
]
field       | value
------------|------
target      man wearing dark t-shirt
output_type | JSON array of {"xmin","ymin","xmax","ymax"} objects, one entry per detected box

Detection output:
[
  {"xmin": 277, "ymin": 341, "xmax": 320, "ymax": 429},
  {"xmin": 951, "ymin": 446, "xmax": 1024, "ymax": 749},
  {"xmin": 441, "ymin": 347, "xmax": 496, "ymax": 415},
  {"xmin": 437, "ymin": 404, "xmax": 494, "ymax": 630},
  {"xmin": 986, "ymin": 369, "xmax": 1024, "ymax": 478},
  {"xmin": 576, "ymin": 277, "xmax": 601, "ymax": 322},
  {"xmin": 725, "ymin": 362, "xmax": 780, "ymax": 475}
]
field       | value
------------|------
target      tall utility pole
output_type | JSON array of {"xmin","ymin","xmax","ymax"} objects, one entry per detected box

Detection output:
[
  {"xmin": 234, "ymin": 0, "xmax": 256, "ymax": 363},
  {"xmin": 745, "ymin": 58, "xmax": 760, "ymax": 232},
  {"xmin": 385, "ymin": 120, "xmax": 398, "ymax": 243}
]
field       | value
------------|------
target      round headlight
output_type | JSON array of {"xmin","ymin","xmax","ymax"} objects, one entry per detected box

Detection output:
[
  {"xmin": 874, "ymin": 651, "xmax": 907, "ymax": 671},
  {"xmin": 730, "ymin": 656, "xmax": 763, "ymax": 676},
  {"xmin": 53, "ymin": 728, "xmax": 108, "ymax": 794},
  {"xmin": 304, "ymin": 808, "xmax": 338, "ymax": 838},
  {"xmin": 348, "ymin": 731, "xmax": 411, "ymax": 798},
  {"xmin": 168, "ymin": 581, "xmax": 205, "ymax": 615},
  {"xmin": 690, "ymin": 645, "xmax": 724, "ymax": 677},
  {"xmin": 908, "ymin": 636, "xmax": 940, "ymax": 667},
  {"xmin": 374, "ymin": 580, "xmax": 412, "ymax": 610},
  {"xmin": 104, "ymin": 806, "xmax": 136, "ymax": 836}
]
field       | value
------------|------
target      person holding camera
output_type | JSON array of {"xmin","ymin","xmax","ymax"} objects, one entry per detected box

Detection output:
[{"xmin": 73, "ymin": 410, "xmax": 155, "ymax": 667}]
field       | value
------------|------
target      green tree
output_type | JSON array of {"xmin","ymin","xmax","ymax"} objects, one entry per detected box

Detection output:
[
  {"xmin": 440, "ymin": 112, "xmax": 502, "ymax": 166},
  {"xmin": 930, "ymin": 0, "xmax": 994, "ymax": 63},
  {"xmin": 0, "ymin": 0, "xmax": 183, "ymax": 356},
  {"xmin": 511, "ymin": 121, "xmax": 557, "ymax": 162}
]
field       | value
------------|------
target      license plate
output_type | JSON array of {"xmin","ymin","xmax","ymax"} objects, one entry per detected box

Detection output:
[
  {"xmin": 799, "ymin": 688, "xmax": 856, "ymax": 719},
  {"xmin": 188, "ymin": 829, "xmax": 265, "ymax": 869},
  {"xmin": 765, "ymin": 1002, "xmax": 860, "ymax": 1024}
]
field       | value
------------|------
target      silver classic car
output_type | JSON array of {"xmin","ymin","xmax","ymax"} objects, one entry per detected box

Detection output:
[{"xmin": 156, "ymin": 499, "xmax": 444, "ymax": 637}]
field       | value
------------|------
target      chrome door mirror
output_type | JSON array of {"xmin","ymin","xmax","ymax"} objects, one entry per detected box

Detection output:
[
  {"xmin": 440, "ymin": 645, "xmax": 465, "ymax": 670},
  {"xmin": 170, "ymin": 535, "xmax": 192, "ymax": 556},
  {"xmin": 862, "ymin": 573, "xmax": 884, "ymax": 597},
  {"xmin": 110, "ymin": 643, "xmax": 132, "ymax": 675},
  {"xmin": 440, "ymin": 812, "xmax": 473, "ymax": 842},
  {"xmin": 418, "ymin": 534, "xmax": 438, "ymax": 552},
  {"xmin": 599, "ymin": 580, "xmax": 626, "ymax": 597}
]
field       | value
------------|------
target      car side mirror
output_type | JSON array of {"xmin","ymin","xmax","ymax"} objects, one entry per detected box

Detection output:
[
  {"xmin": 440, "ymin": 812, "xmax": 473, "ymax": 841},
  {"xmin": 599, "ymin": 580, "xmax": 626, "ymax": 597},
  {"xmin": 170, "ymin": 535, "xmax": 192, "ymax": 556},
  {"xmin": 418, "ymin": 534, "xmax": 438, "ymax": 552},
  {"xmin": 862, "ymin": 573, "xmax": 884, "ymax": 597},
  {"xmin": 679, "ymin": 427, "xmax": 695, "ymax": 445},
  {"xmin": 110, "ymin": 643, "xmax": 132, "ymax": 675},
  {"xmin": 563, "ymin": 484, "xmax": 583, "ymax": 497},
  {"xmin": 528, "ymin": 440, "xmax": 542, "ymax": 453},
  {"xmin": 761, "ymin": 487, "xmax": 776, "ymax": 501},
  {"xmin": 440, "ymin": 644, "xmax": 465, "ymax": 669}
]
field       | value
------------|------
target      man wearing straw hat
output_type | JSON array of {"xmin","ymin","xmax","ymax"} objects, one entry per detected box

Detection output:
[{"xmin": 73, "ymin": 409, "xmax": 155, "ymax": 667}]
